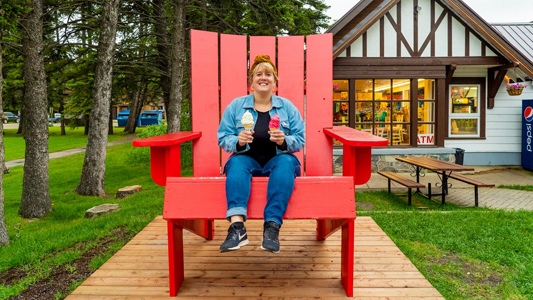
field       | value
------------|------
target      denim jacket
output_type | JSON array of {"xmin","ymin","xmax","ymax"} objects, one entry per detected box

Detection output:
[{"xmin": 218, "ymin": 93, "xmax": 305, "ymax": 155}]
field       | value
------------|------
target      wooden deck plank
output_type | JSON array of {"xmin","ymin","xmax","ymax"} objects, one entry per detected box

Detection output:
[{"xmin": 66, "ymin": 217, "xmax": 444, "ymax": 299}]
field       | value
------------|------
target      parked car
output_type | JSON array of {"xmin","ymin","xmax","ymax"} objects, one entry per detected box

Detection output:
[{"xmin": 2, "ymin": 112, "xmax": 18, "ymax": 123}]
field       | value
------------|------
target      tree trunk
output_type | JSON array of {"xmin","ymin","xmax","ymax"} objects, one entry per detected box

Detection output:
[
  {"xmin": 167, "ymin": 0, "xmax": 186, "ymax": 133},
  {"xmin": 59, "ymin": 101, "xmax": 66, "ymax": 135},
  {"xmin": 83, "ymin": 116, "xmax": 89, "ymax": 135},
  {"xmin": 19, "ymin": 0, "xmax": 51, "ymax": 218},
  {"xmin": 16, "ymin": 111, "xmax": 23, "ymax": 135},
  {"xmin": 76, "ymin": 0, "xmax": 120, "ymax": 196},
  {"xmin": 0, "ymin": 24, "xmax": 9, "ymax": 246},
  {"xmin": 123, "ymin": 88, "xmax": 143, "ymax": 134}
]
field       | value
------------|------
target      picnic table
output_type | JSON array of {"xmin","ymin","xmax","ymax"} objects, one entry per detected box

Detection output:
[{"xmin": 396, "ymin": 157, "xmax": 475, "ymax": 204}]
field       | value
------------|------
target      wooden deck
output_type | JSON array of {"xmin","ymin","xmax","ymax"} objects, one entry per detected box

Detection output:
[{"xmin": 66, "ymin": 217, "xmax": 444, "ymax": 299}]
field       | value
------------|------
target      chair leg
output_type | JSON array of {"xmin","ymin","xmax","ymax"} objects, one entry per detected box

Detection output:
[
  {"xmin": 167, "ymin": 222, "xmax": 184, "ymax": 297},
  {"xmin": 340, "ymin": 220, "xmax": 354, "ymax": 297}
]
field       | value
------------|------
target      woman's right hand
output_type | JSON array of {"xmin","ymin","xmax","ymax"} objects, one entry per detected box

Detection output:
[{"xmin": 238, "ymin": 130, "xmax": 254, "ymax": 146}]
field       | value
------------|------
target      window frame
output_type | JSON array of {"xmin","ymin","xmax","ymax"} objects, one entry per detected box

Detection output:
[{"xmin": 447, "ymin": 77, "xmax": 486, "ymax": 139}]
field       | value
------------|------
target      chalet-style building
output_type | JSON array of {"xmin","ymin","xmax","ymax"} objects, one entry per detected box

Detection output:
[{"xmin": 327, "ymin": 0, "xmax": 533, "ymax": 167}]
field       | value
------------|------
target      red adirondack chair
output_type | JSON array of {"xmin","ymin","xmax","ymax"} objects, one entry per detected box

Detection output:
[{"xmin": 133, "ymin": 29, "xmax": 387, "ymax": 297}]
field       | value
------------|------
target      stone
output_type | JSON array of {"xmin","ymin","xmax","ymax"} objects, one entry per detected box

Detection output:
[
  {"xmin": 85, "ymin": 204, "xmax": 121, "ymax": 219},
  {"xmin": 116, "ymin": 185, "xmax": 142, "ymax": 199}
]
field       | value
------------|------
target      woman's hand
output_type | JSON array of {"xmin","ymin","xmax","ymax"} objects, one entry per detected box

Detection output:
[
  {"xmin": 269, "ymin": 130, "xmax": 285, "ymax": 146},
  {"xmin": 238, "ymin": 130, "xmax": 254, "ymax": 146}
]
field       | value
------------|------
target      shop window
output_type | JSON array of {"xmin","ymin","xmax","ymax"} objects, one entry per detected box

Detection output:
[
  {"xmin": 417, "ymin": 79, "xmax": 436, "ymax": 146},
  {"xmin": 449, "ymin": 84, "xmax": 480, "ymax": 137},
  {"xmin": 333, "ymin": 80, "xmax": 349, "ymax": 125},
  {"xmin": 336, "ymin": 78, "xmax": 437, "ymax": 147},
  {"xmin": 354, "ymin": 79, "xmax": 412, "ymax": 146}
]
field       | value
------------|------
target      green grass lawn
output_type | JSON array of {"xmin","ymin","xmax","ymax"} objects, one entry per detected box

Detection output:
[
  {"xmin": 1, "ymin": 136, "xmax": 533, "ymax": 299},
  {"xmin": 3, "ymin": 126, "xmax": 136, "ymax": 161},
  {"xmin": 357, "ymin": 191, "xmax": 533, "ymax": 299},
  {"xmin": 1, "ymin": 141, "xmax": 163, "ymax": 299}
]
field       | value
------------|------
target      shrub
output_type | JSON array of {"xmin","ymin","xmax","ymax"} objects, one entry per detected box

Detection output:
[
  {"xmin": 126, "ymin": 124, "xmax": 192, "ymax": 172},
  {"xmin": 127, "ymin": 124, "xmax": 168, "ymax": 164}
]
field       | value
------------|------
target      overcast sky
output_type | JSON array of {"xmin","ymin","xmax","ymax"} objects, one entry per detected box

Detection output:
[{"xmin": 324, "ymin": 0, "xmax": 533, "ymax": 24}]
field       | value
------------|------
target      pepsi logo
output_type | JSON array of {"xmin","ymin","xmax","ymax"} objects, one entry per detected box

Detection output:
[{"xmin": 525, "ymin": 106, "xmax": 533, "ymax": 122}]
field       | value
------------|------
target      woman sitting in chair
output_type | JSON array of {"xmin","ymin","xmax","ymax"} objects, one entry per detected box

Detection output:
[{"xmin": 217, "ymin": 55, "xmax": 305, "ymax": 253}]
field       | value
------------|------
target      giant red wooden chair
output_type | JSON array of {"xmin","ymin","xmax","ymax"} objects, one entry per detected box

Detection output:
[{"xmin": 133, "ymin": 29, "xmax": 387, "ymax": 297}]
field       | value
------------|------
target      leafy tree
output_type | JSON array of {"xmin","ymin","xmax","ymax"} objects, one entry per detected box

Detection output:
[
  {"xmin": 1, "ymin": 6, "xmax": 24, "ymax": 135},
  {"xmin": 118, "ymin": 0, "xmax": 159, "ymax": 134},
  {"xmin": 188, "ymin": 0, "xmax": 330, "ymax": 35},
  {"xmin": 3, "ymin": 0, "xmax": 330, "ymax": 195},
  {"xmin": 60, "ymin": 1, "xmax": 99, "ymax": 134}
]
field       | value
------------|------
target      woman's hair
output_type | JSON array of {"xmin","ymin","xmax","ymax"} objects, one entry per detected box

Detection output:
[{"xmin": 248, "ymin": 55, "xmax": 278, "ymax": 83}]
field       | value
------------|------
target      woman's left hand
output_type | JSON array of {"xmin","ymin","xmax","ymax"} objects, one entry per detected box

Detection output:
[{"xmin": 269, "ymin": 130, "xmax": 285, "ymax": 146}]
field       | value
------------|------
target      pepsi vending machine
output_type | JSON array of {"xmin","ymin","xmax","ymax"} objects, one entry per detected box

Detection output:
[{"xmin": 523, "ymin": 100, "xmax": 533, "ymax": 171}]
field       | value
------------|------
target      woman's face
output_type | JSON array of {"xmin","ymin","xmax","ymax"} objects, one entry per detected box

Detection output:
[{"xmin": 251, "ymin": 65, "xmax": 276, "ymax": 94}]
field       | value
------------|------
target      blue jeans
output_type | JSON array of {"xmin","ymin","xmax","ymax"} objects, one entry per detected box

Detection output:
[{"xmin": 224, "ymin": 154, "xmax": 301, "ymax": 225}]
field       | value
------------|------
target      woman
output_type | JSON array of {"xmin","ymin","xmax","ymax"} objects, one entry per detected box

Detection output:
[{"xmin": 217, "ymin": 55, "xmax": 305, "ymax": 253}]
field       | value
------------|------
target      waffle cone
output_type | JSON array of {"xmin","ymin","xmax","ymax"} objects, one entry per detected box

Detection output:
[
  {"xmin": 270, "ymin": 127, "xmax": 278, "ymax": 132},
  {"xmin": 243, "ymin": 124, "xmax": 254, "ymax": 131}
]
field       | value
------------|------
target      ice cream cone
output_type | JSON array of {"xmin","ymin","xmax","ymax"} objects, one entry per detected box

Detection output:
[
  {"xmin": 268, "ymin": 114, "xmax": 280, "ymax": 133},
  {"xmin": 241, "ymin": 111, "xmax": 254, "ymax": 131}
]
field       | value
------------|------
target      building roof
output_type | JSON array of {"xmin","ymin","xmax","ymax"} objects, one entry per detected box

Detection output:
[
  {"xmin": 326, "ymin": 0, "xmax": 533, "ymax": 79},
  {"xmin": 492, "ymin": 23, "xmax": 533, "ymax": 79}
]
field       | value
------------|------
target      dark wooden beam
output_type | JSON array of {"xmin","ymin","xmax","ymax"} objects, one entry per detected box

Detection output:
[
  {"xmin": 334, "ymin": 56, "xmax": 508, "ymax": 66},
  {"xmin": 446, "ymin": 64, "xmax": 456, "ymax": 85},
  {"xmin": 489, "ymin": 62, "xmax": 519, "ymax": 71},
  {"xmin": 487, "ymin": 65, "xmax": 513, "ymax": 109}
]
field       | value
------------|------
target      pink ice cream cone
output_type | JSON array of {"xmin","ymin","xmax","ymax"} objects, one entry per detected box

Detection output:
[{"xmin": 269, "ymin": 114, "xmax": 280, "ymax": 132}]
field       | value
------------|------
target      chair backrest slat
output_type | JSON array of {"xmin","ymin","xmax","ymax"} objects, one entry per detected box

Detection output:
[
  {"xmin": 277, "ymin": 36, "xmax": 305, "ymax": 165},
  {"xmin": 249, "ymin": 36, "xmax": 276, "ymax": 64},
  {"xmin": 190, "ymin": 30, "xmax": 333, "ymax": 177},
  {"xmin": 190, "ymin": 30, "xmax": 220, "ymax": 176},
  {"xmin": 220, "ymin": 34, "xmax": 248, "ymax": 164},
  {"xmin": 304, "ymin": 34, "xmax": 333, "ymax": 176}
]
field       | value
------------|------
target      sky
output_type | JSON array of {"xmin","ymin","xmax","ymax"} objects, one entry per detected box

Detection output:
[{"xmin": 324, "ymin": 0, "xmax": 533, "ymax": 24}]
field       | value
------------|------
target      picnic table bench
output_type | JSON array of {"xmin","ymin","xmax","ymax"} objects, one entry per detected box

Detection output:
[
  {"xmin": 133, "ymin": 30, "xmax": 387, "ymax": 297},
  {"xmin": 377, "ymin": 171, "xmax": 425, "ymax": 205},
  {"xmin": 393, "ymin": 157, "xmax": 493, "ymax": 206},
  {"xmin": 445, "ymin": 172, "xmax": 495, "ymax": 206}
]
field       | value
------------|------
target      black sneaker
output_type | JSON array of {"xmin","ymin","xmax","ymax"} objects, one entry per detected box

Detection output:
[
  {"xmin": 220, "ymin": 222, "xmax": 249, "ymax": 252},
  {"xmin": 261, "ymin": 221, "xmax": 280, "ymax": 253}
]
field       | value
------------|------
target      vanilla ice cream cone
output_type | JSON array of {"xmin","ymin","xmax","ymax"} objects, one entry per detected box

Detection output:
[{"xmin": 241, "ymin": 111, "xmax": 254, "ymax": 131}]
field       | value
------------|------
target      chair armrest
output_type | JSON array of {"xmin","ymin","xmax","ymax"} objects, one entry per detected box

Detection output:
[
  {"xmin": 132, "ymin": 132, "xmax": 202, "ymax": 186},
  {"xmin": 324, "ymin": 126, "xmax": 387, "ymax": 185}
]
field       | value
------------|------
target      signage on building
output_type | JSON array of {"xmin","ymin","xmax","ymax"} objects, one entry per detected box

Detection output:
[
  {"xmin": 417, "ymin": 134, "xmax": 434, "ymax": 145},
  {"xmin": 522, "ymin": 101, "xmax": 533, "ymax": 171}
]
